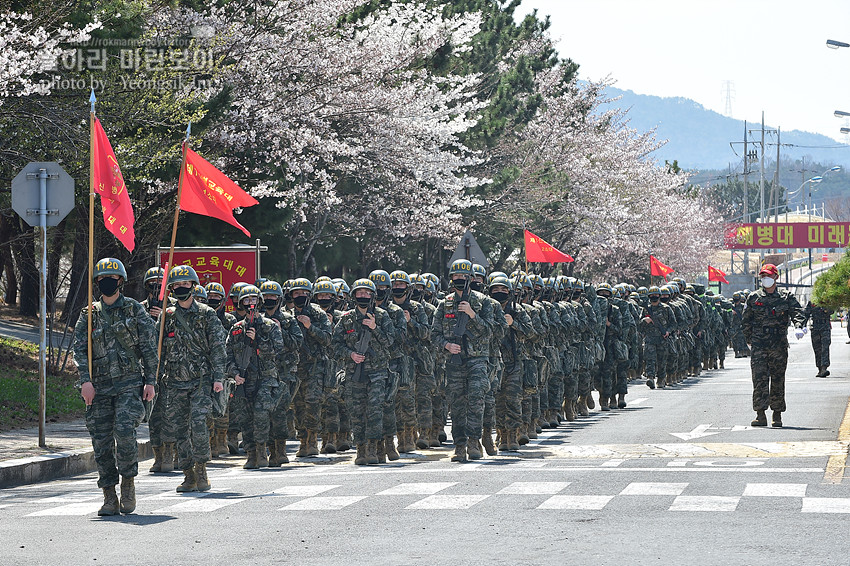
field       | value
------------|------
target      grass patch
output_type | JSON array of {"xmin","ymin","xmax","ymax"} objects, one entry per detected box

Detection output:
[{"xmin": 0, "ymin": 336, "xmax": 84, "ymax": 432}]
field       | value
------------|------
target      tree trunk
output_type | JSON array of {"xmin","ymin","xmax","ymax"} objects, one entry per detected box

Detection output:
[
  {"xmin": 13, "ymin": 218, "xmax": 38, "ymax": 317},
  {"xmin": 0, "ymin": 214, "xmax": 17, "ymax": 305},
  {"xmin": 61, "ymin": 213, "xmax": 88, "ymax": 327},
  {"xmin": 46, "ymin": 217, "xmax": 67, "ymax": 313}
]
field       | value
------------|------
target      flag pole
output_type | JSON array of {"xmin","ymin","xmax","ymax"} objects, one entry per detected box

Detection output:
[
  {"xmin": 87, "ymin": 90, "xmax": 96, "ymax": 409},
  {"xmin": 522, "ymin": 220, "xmax": 528, "ymax": 273},
  {"xmin": 155, "ymin": 123, "xmax": 191, "ymax": 368}
]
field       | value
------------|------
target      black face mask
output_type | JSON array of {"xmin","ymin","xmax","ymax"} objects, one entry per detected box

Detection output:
[
  {"xmin": 172, "ymin": 286, "xmax": 193, "ymax": 301},
  {"xmin": 424, "ymin": 292, "xmax": 434, "ymax": 302},
  {"xmin": 293, "ymin": 296, "xmax": 309, "ymax": 309},
  {"xmin": 469, "ymin": 281, "xmax": 483, "ymax": 292},
  {"xmin": 244, "ymin": 304, "xmax": 258, "ymax": 317},
  {"xmin": 451, "ymin": 278, "xmax": 467, "ymax": 291},
  {"xmin": 491, "ymin": 291, "xmax": 510, "ymax": 303},
  {"xmin": 98, "ymin": 278, "xmax": 120, "ymax": 297},
  {"xmin": 391, "ymin": 287, "xmax": 407, "ymax": 298},
  {"xmin": 264, "ymin": 298, "xmax": 279, "ymax": 310},
  {"xmin": 661, "ymin": 297, "xmax": 670, "ymax": 303},
  {"xmin": 145, "ymin": 283, "xmax": 160, "ymax": 296},
  {"xmin": 410, "ymin": 289, "xmax": 423, "ymax": 301},
  {"xmin": 572, "ymin": 292, "xmax": 581, "ymax": 300},
  {"xmin": 355, "ymin": 296, "xmax": 372, "ymax": 308},
  {"xmin": 533, "ymin": 288, "xmax": 542, "ymax": 300},
  {"xmin": 283, "ymin": 292, "xmax": 292, "ymax": 304},
  {"xmin": 207, "ymin": 298, "xmax": 222, "ymax": 310},
  {"xmin": 375, "ymin": 288, "xmax": 388, "ymax": 302},
  {"xmin": 650, "ymin": 297, "xmax": 660, "ymax": 304},
  {"xmin": 317, "ymin": 298, "xmax": 334, "ymax": 310}
]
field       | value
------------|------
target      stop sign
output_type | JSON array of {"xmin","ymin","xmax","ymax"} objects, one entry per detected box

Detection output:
[{"xmin": 823, "ymin": 254, "xmax": 829, "ymax": 262}]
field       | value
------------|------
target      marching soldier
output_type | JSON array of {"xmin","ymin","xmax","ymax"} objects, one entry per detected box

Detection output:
[
  {"xmin": 204, "ymin": 281, "xmax": 238, "ymax": 457},
  {"xmin": 641, "ymin": 286, "xmax": 672, "ymax": 389},
  {"xmin": 802, "ymin": 299, "xmax": 834, "ymax": 377}
]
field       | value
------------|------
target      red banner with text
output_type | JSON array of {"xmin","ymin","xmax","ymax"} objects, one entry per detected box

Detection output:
[
  {"xmin": 724, "ymin": 222, "xmax": 849, "ymax": 250},
  {"xmin": 159, "ymin": 247, "xmax": 258, "ymax": 312}
]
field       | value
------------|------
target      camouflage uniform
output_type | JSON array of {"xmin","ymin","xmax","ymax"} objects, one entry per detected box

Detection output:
[
  {"xmin": 140, "ymin": 296, "xmax": 175, "ymax": 454},
  {"xmin": 73, "ymin": 295, "xmax": 158, "ymax": 488},
  {"xmin": 497, "ymin": 299, "xmax": 534, "ymax": 443},
  {"xmin": 802, "ymin": 301, "xmax": 834, "ymax": 374},
  {"xmin": 266, "ymin": 308, "xmax": 303, "ymax": 453},
  {"xmin": 742, "ymin": 287, "xmax": 804, "ymax": 413},
  {"xmin": 292, "ymin": 302, "xmax": 333, "ymax": 447},
  {"xmin": 159, "ymin": 301, "xmax": 227, "ymax": 470},
  {"xmin": 391, "ymin": 295, "xmax": 431, "ymax": 450},
  {"xmin": 641, "ymin": 301, "xmax": 673, "ymax": 387},
  {"xmin": 320, "ymin": 308, "xmax": 346, "ymax": 447},
  {"xmin": 416, "ymin": 300, "xmax": 438, "ymax": 443}
]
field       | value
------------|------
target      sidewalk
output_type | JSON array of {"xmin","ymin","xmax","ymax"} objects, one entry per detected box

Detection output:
[{"xmin": 0, "ymin": 421, "xmax": 151, "ymax": 489}]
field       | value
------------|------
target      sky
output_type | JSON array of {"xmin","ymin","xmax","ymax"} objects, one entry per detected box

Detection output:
[{"xmin": 514, "ymin": 0, "xmax": 850, "ymax": 142}]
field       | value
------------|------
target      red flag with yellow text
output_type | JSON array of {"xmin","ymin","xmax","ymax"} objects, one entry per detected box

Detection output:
[
  {"xmin": 92, "ymin": 117, "xmax": 135, "ymax": 251},
  {"xmin": 524, "ymin": 230, "xmax": 574, "ymax": 263},
  {"xmin": 708, "ymin": 265, "xmax": 730, "ymax": 284},
  {"xmin": 650, "ymin": 255, "xmax": 674, "ymax": 280},
  {"xmin": 180, "ymin": 147, "xmax": 259, "ymax": 237}
]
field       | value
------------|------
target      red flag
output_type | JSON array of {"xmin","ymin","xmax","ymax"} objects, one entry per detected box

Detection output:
[
  {"xmin": 708, "ymin": 265, "xmax": 729, "ymax": 284},
  {"xmin": 524, "ymin": 230, "xmax": 574, "ymax": 263},
  {"xmin": 649, "ymin": 255, "xmax": 674, "ymax": 280},
  {"xmin": 92, "ymin": 117, "xmax": 135, "ymax": 252},
  {"xmin": 180, "ymin": 147, "xmax": 259, "ymax": 237}
]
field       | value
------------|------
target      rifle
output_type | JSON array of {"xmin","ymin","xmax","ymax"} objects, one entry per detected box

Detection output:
[
  {"xmin": 233, "ymin": 306, "xmax": 260, "ymax": 399},
  {"xmin": 449, "ymin": 284, "xmax": 470, "ymax": 365},
  {"xmin": 351, "ymin": 299, "xmax": 375, "ymax": 384}
]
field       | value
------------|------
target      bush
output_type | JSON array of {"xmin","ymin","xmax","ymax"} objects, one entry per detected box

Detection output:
[{"xmin": 812, "ymin": 251, "xmax": 850, "ymax": 310}]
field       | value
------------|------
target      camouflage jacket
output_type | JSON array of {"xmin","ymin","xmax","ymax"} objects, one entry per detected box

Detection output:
[
  {"xmin": 641, "ymin": 302, "xmax": 674, "ymax": 344},
  {"xmin": 269, "ymin": 308, "xmax": 304, "ymax": 379},
  {"xmin": 432, "ymin": 289, "xmax": 494, "ymax": 358},
  {"xmin": 332, "ymin": 306, "xmax": 395, "ymax": 373},
  {"xmin": 499, "ymin": 299, "xmax": 534, "ymax": 365},
  {"xmin": 158, "ymin": 300, "xmax": 227, "ymax": 387},
  {"xmin": 742, "ymin": 287, "xmax": 804, "ymax": 346},
  {"xmin": 226, "ymin": 311, "xmax": 285, "ymax": 381},
  {"xmin": 802, "ymin": 301, "xmax": 833, "ymax": 331},
  {"xmin": 291, "ymin": 302, "xmax": 333, "ymax": 365},
  {"xmin": 73, "ymin": 295, "xmax": 158, "ymax": 388}
]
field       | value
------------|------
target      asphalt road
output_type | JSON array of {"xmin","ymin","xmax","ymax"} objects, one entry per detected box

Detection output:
[{"xmin": 2, "ymin": 326, "xmax": 849, "ymax": 566}]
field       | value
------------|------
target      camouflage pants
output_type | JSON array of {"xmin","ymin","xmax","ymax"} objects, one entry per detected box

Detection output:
[
  {"xmin": 432, "ymin": 363, "xmax": 447, "ymax": 429},
  {"xmin": 446, "ymin": 356, "xmax": 488, "ymax": 446},
  {"xmin": 322, "ymin": 387, "xmax": 346, "ymax": 435},
  {"xmin": 644, "ymin": 342, "xmax": 668, "ymax": 381},
  {"xmin": 547, "ymin": 371, "xmax": 564, "ymax": 413},
  {"xmin": 535, "ymin": 357, "xmax": 548, "ymax": 420},
  {"xmin": 751, "ymin": 345, "xmax": 788, "ymax": 412},
  {"xmin": 564, "ymin": 368, "xmax": 578, "ymax": 403},
  {"xmin": 270, "ymin": 379, "xmax": 294, "ymax": 441},
  {"xmin": 85, "ymin": 387, "xmax": 145, "ymax": 488},
  {"xmin": 716, "ymin": 339, "xmax": 726, "ymax": 362},
  {"xmin": 239, "ymin": 378, "xmax": 284, "ymax": 451},
  {"xmin": 383, "ymin": 364, "xmax": 400, "ymax": 437},
  {"xmin": 732, "ymin": 331, "xmax": 750, "ymax": 355},
  {"xmin": 615, "ymin": 361, "xmax": 629, "ymax": 395},
  {"xmin": 595, "ymin": 352, "xmax": 616, "ymax": 397},
  {"xmin": 577, "ymin": 368, "xmax": 592, "ymax": 398},
  {"xmin": 168, "ymin": 383, "xmax": 213, "ymax": 469},
  {"xmin": 496, "ymin": 361, "xmax": 523, "ymax": 430},
  {"xmin": 346, "ymin": 370, "xmax": 388, "ymax": 443},
  {"xmin": 294, "ymin": 363, "xmax": 325, "ymax": 436},
  {"xmin": 148, "ymin": 380, "xmax": 174, "ymax": 447},
  {"xmin": 395, "ymin": 385, "xmax": 416, "ymax": 432},
  {"xmin": 414, "ymin": 371, "xmax": 435, "ymax": 431},
  {"xmin": 483, "ymin": 361, "xmax": 498, "ymax": 429},
  {"xmin": 812, "ymin": 328, "xmax": 831, "ymax": 369}
]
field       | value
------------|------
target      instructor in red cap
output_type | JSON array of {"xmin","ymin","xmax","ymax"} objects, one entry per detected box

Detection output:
[{"xmin": 741, "ymin": 264, "xmax": 805, "ymax": 427}]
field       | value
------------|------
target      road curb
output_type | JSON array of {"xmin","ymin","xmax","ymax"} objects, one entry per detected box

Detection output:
[{"xmin": 0, "ymin": 441, "xmax": 152, "ymax": 489}]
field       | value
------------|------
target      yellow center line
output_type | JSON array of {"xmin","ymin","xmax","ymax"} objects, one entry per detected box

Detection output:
[{"xmin": 824, "ymin": 395, "xmax": 850, "ymax": 484}]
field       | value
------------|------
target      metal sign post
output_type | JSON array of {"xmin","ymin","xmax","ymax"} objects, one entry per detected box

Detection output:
[{"xmin": 12, "ymin": 162, "xmax": 75, "ymax": 447}]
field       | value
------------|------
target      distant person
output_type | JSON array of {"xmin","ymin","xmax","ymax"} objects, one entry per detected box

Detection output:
[
  {"xmin": 802, "ymin": 299, "xmax": 834, "ymax": 377},
  {"xmin": 741, "ymin": 264, "xmax": 805, "ymax": 428}
]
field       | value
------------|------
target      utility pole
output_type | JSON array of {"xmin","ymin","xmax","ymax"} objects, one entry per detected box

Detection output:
[{"xmin": 743, "ymin": 120, "xmax": 749, "ymax": 274}]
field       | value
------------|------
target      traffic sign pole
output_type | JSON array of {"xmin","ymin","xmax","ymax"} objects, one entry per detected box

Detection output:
[{"xmin": 38, "ymin": 168, "xmax": 48, "ymax": 448}]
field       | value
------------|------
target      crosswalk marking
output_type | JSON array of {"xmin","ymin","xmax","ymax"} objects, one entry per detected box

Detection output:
[
  {"xmin": 802, "ymin": 498, "xmax": 850, "ymax": 513},
  {"xmin": 271, "ymin": 485, "xmax": 340, "ymax": 497},
  {"xmin": 497, "ymin": 482, "xmax": 570, "ymax": 495},
  {"xmin": 537, "ymin": 495, "xmax": 613, "ymax": 510},
  {"xmin": 280, "ymin": 496, "xmax": 366, "ymax": 510},
  {"xmin": 154, "ymin": 498, "xmax": 244, "ymax": 513},
  {"xmin": 669, "ymin": 496, "xmax": 740, "ymax": 512},
  {"xmin": 405, "ymin": 495, "xmax": 489, "ymax": 509},
  {"xmin": 620, "ymin": 482, "xmax": 687, "ymax": 496},
  {"xmin": 376, "ymin": 482, "xmax": 456, "ymax": 496},
  {"xmin": 742, "ymin": 483, "xmax": 807, "ymax": 497},
  {"xmin": 27, "ymin": 502, "xmax": 103, "ymax": 516}
]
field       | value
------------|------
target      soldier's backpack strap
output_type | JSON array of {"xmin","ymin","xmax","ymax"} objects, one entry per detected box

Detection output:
[{"xmin": 99, "ymin": 302, "xmax": 139, "ymax": 372}]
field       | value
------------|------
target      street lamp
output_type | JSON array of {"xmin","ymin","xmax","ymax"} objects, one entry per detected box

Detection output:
[
  {"xmin": 841, "ymin": 127, "xmax": 850, "ymax": 134},
  {"xmin": 835, "ymin": 110, "xmax": 850, "ymax": 118},
  {"xmin": 827, "ymin": 39, "xmax": 850, "ymax": 49}
]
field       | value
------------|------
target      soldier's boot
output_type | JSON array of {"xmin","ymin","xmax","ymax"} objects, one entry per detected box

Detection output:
[
  {"xmin": 535, "ymin": 419, "xmax": 543, "ymax": 434},
  {"xmin": 410, "ymin": 427, "xmax": 421, "ymax": 452},
  {"xmin": 586, "ymin": 393, "xmax": 595, "ymax": 410},
  {"xmin": 320, "ymin": 433, "xmax": 329, "ymax": 454},
  {"xmin": 438, "ymin": 428, "xmax": 448, "ymax": 443},
  {"xmin": 160, "ymin": 443, "xmax": 175, "ymax": 473},
  {"xmin": 772, "ymin": 411, "xmax": 783, "ymax": 428},
  {"xmin": 497, "ymin": 428, "xmax": 509, "ymax": 452},
  {"xmin": 98, "ymin": 486, "xmax": 120, "ymax": 516},
  {"xmin": 385, "ymin": 436, "xmax": 400, "ymax": 461},
  {"xmin": 646, "ymin": 378, "xmax": 655, "ymax": 390},
  {"xmin": 518, "ymin": 425, "xmax": 530, "ymax": 445},
  {"xmin": 269, "ymin": 440, "xmax": 288, "ymax": 467},
  {"xmin": 256, "ymin": 443, "xmax": 269, "ymax": 467},
  {"xmin": 617, "ymin": 393, "xmax": 627, "ymax": 409},
  {"xmin": 227, "ymin": 432, "xmax": 240, "ymax": 455},
  {"xmin": 149, "ymin": 446, "xmax": 163, "ymax": 473},
  {"xmin": 365, "ymin": 440, "xmax": 379, "ymax": 465},
  {"xmin": 467, "ymin": 438, "xmax": 483, "ymax": 460},
  {"xmin": 307, "ymin": 430, "xmax": 320, "ymax": 457},
  {"xmin": 599, "ymin": 396, "xmax": 610, "ymax": 411},
  {"xmin": 119, "ymin": 476, "xmax": 136, "ymax": 514},
  {"xmin": 172, "ymin": 443, "xmax": 179, "ymax": 469},
  {"xmin": 658, "ymin": 376, "xmax": 667, "ymax": 388},
  {"xmin": 396, "ymin": 429, "xmax": 408, "ymax": 454},
  {"xmin": 194, "ymin": 462, "xmax": 211, "ymax": 492},
  {"xmin": 176, "ymin": 467, "xmax": 198, "ymax": 492},
  {"xmin": 450, "ymin": 443, "xmax": 468, "ymax": 463},
  {"xmin": 482, "ymin": 428, "xmax": 497, "ymax": 456},
  {"xmin": 564, "ymin": 399, "xmax": 576, "ymax": 422},
  {"xmin": 577, "ymin": 396, "xmax": 589, "ymax": 417},
  {"xmin": 295, "ymin": 436, "xmax": 309, "ymax": 458},
  {"xmin": 430, "ymin": 426, "xmax": 441, "ymax": 447},
  {"xmin": 528, "ymin": 421, "xmax": 538, "ymax": 439},
  {"xmin": 508, "ymin": 429, "xmax": 521, "ymax": 451},
  {"xmin": 719, "ymin": 360, "xmax": 725, "ymax": 369},
  {"xmin": 337, "ymin": 432, "xmax": 351, "ymax": 452},
  {"xmin": 609, "ymin": 396, "xmax": 618, "ymax": 410},
  {"xmin": 243, "ymin": 450, "xmax": 259, "ymax": 470},
  {"xmin": 541, "ymin": 410, "xmax": 551, "ymax": 428},
  {"xmin": 212, "ymin": 430, "xmax": 226, "ymax": 457},
  {"xmin": 416, "ymin": 428, "xmax": 430, "ymax": 450},
  {"xmin": 377, "ymin": 439, "xmax": 387, "ymax": 464},
  {"xmin": 751, "ymin": 410, "xmax": 768, "ymax": 427},
  {"xmin": 354, "ymin": 444, "xmax": 367, "ymax": 466},
  {"xmin": 322, "ymin": 433, "xmax": 337, "ymax": 454}
]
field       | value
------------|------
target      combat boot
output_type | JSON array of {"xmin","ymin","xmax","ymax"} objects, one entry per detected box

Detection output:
[
  {"xmin": 451, "ymin": 443, "xmax": 468, "ymax": 463},
  {"xmin": 564, "ymin": 400, "xmax": 576, "ymax": 422},
  {"xmin": 646, "ymin": 378, "xmax": 655, "ymax": 390},
  {"xmin": 430, "ymin": 426, "xmax": 441, "ymax": 447},
  {"xmin": 497, "ymin": 428, "xmax": 509, "ymax": 452},
  {"xmin": 217, "ymin": 429, "xmax": 229, "ymax": 457},
  {"xmin": 243, "ymin": 449, "xmax": 259, "ymax": 470},
  {"xmin": 377, "ymin": 439, "xmax": 387, "ymax": 464},
  {"xmin": 227, "ymin": 431, "xmax": 240, "ymax": 455},
  {"xmin": 438, "ymin": 428, "xmax": 448, "ymax": 444},
  {"xmin": 172, "ymin": 443, "xmax": 179, "ymax": 469},
  {"xmin": 195, "ymin": 462, "xmax": 211, "ymax": 492},
  {"xmin": 307, "ymin": 430, "xmax": 320, "ymax": 456},
  {"xmin": 176, "ymin": 467, "xmax": 197, "ymax": 492},
  {"xmin": 256, "ymin": 443, "xmax": 269, "ymax": 467},
  {"xmin": 508, "ymin": 429, "xmax": 521, "ymax": 451},
  {"xmin": 518, "ymin": 425, "xmax": 530, "ymax": 445},
  {"xmin": 482, "ymin": 428, "xmax": 497, "ymax": 456},
  {"xmin": 772, "ymin": 411, "xmax": 783, "ymax": 428},
  {"xmin": 617, "ymin": 393, "xmax": 626, "ymax": 409},
  {"xmin": 751, "ymin": 409, "xmax": 768, "ymax": 427},
  {"xmin": 385, "ymin": 436, "xmax": 400, "ymax": 461},
  {"xmin": 161, "ymin": 443, "xmax": 175, "ymax": 473},
  {"xmin": 599, "ymin": 396, "xmax": 610, "ymax": 411},
  {"xmin": 416, "ymin": 428, "xmax": 430, "ymax": 450},
  {"xmin": 719, "ymin": 360, "xmax": 725, "ymax": 369},
  {"xmin": 657, "ymin": 376, "xmax": 666, "ymax": 389},
  {"xmin": 354, "ymin": 444, "xmax": 367, "ymax": 465},
  {"xmin": 396, "ymin": 429, "xmax": 409, "ymax": 453},
  {"xmin": 467, "ymin": 438, "xmax": 483, "ymax": 460},
  {"xmin": 609, "ymin": 396, "xmax": 618, "ymax": 410},
  {"xmin": 407, "ymin": 427, "xmax": 420, "ymax": 452},
  {"xmin": 295, "ymin": 435, "xmax": 309, "ymax": 458},
  {"xmin": 322, "ymin": 433, "xmax": 337, "ymax": 454},
  {"xmin": 98, "ymin": 486, "xmax": 120, "ymax": 516},
  {"xmin": 534, "ymin": 419, "xmax": 542, "ymax": 434},
  {"xmin": 149, "ymin": 446, "xmax": 163, "ymax": 473},
  {"xmin": 119, "ymin": 476, "xmax": 136, "ymax": 514},
  {"xmin": 577, "ymin": 396, "xmax": 589, "ymax": 417},
  {"xmin": 366, "ymin": 440, "xmax": 379, "ymax": 465},
  {"xmin": 275, "ymin": 440, "xmax": 290, "ymax": 465},
  {"xmin": 337, "ymin": 432, "xmax": 351, "ymax": 452},
  {"xmin": 586, "ymin": 394, "xmax": 595, "ymax": 410}
]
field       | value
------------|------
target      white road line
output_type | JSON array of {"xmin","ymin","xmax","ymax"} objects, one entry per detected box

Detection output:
[
  {"xmin": 801, "ymin": 498, "xmax": 850, "ymax": 513},
  {"xmin": 280, "ymin": 496, "xmax": 367, "ymax": 511},
  {"xmin": 629, "ymin": 398, "xmax": 649, "ymax": 406},
  {"xmin": 600, "ymin": 459, "xmax": 624, "ymax": 467},
  {"xmin": 537, "ymin": 495, "xmax": 613, "ymax": 510},
  {"xmin": 376, "ymin": 482, "xmax": 456, "ymax": 496},
  {"xmin": 406, "ymin": 495, "xmax": 489, "ymax": 509},
  {"xmin": 27, "ymin": 502, "xmax": 103, "ymax": 516},
  {"xmin": 153, "ymin": 498, "xmax": 244, "ymax": 513},
  {"xmin": 743, "ymin": 483, "xmax": 807, "ymax": 497},
  {"xmin": 146, "ymin": 490, "xmax": 212, "ymax": 500},
  {"xmin": 497, "ymin": 482, "xmax": 570, "ymax": 495},
  {"xmin": 620, "ymin": 482, "xmax": 688, "ymax": 496},
  {"xmin": 270, "ymin": 485, "xmax": 340, "ymax": 497},
  {"xmin": 669, "ymin": 496, "xmax": 740, "ymax": 512}
]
